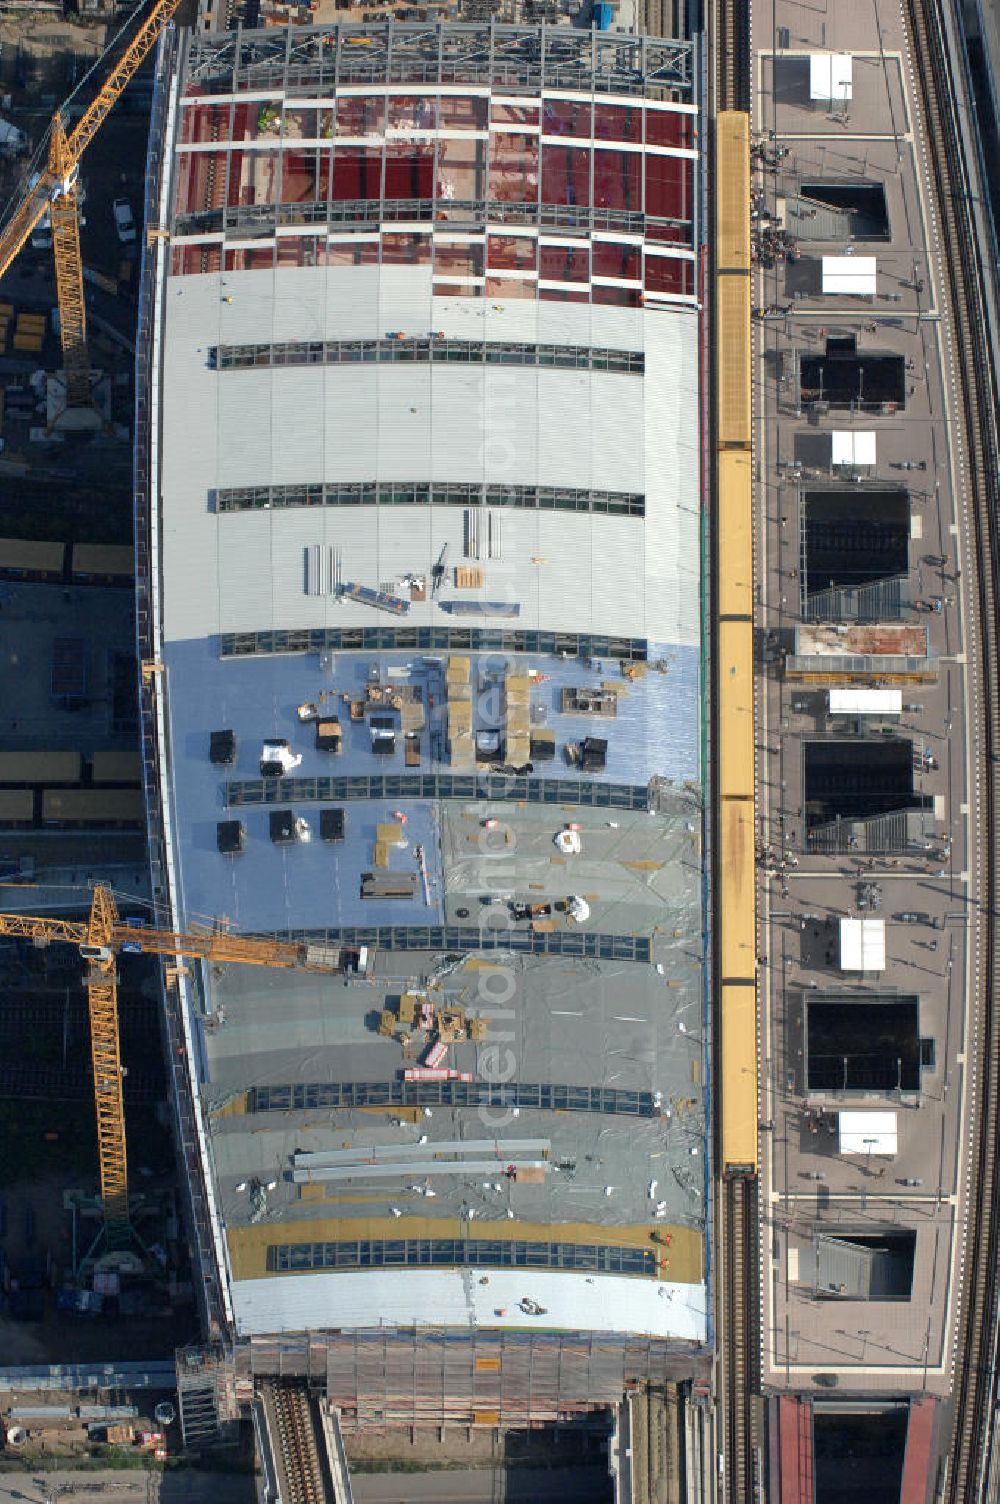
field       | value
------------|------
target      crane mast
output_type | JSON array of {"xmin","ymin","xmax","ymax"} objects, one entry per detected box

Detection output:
[
  {"xmin": 0, "ymin": 887, "xmax": 358, "ymax": 1246},
  {"xmin": 85, "ymin": 884, "xmax": 129, "ymax": 1245},
  {"xmin": 48, "ymin": 119, "xmax": 90, "ymax": 409},
  {"xmin": 0, "ymin": 0, "xmax": 185, "ymax": 412}
]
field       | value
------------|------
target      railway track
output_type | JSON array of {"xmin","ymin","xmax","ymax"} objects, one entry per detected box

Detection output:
[
  {"xmin": 717, "ymin": 0, "xmax": 749, "ymax": 113},
  {"xmin": 723, "ymin": 1178, "xmax": 759, "ymax": 1503},
  {"xmin": 903, "ymin": 1, "xmax": 1000, "ymax": 1499},
  {"xmin": 264, "ymin": 1380, "xmax": 329, "ymax": 1504}
]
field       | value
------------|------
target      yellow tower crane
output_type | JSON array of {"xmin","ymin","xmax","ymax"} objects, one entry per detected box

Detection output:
[
  {"xmin": 0, "ymin": 885, "xmax": 354, "ymax": 1249},
  {"xmin": 0, "ymin": 0, "xmax": 185, "ymax": 412}
]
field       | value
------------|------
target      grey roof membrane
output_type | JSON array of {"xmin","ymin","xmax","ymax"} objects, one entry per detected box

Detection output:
[{"xmin": 204, "ymin": 948, "xmax": 707, "ymax": 1236}]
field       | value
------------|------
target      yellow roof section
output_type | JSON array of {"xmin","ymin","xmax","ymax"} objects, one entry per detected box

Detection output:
[
  {"xmin": 227, "ymin": 1216, "xmax": 704, "ymax": 1283},
  {"xmin": 721, "ymin": 984, "xmax": 758, "ymax": 1173},
  {"xmin": 718, "ymin": 619, "xmax": 754, "ymax": 800},
  {"xmin": 717, "ymin": 273, "xmax": 751, "ymax": 449},
  {"xmin": 716, "ymin": 111, "xmax": 750, "ymax": 272},
  {"xmin": 719, "ymin": 798, "xmax": 756, "ymax": 980},
  {"xmin": 717, "ymin": 449, "xmax": 753, "ymax": 619}
]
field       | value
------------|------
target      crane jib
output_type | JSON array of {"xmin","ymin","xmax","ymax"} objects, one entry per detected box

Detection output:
[{"xmin": 0, "ymin": 0, "xmax": 184, "ymax": 404}]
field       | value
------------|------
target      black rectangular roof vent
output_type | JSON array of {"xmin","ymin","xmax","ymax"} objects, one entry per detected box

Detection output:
[
  {"xmin": 210, "ymin": 730, "xmax": 236, "ymax": 765},
  {"xmin": 270, "ymin": 809, "xmax": 296, "ymax": 843},
  {"xmin": 320, "ymin": 808, "xmax": 346, "ymax": 841},
  {"xmin": 217, "ymin": 820, "xmax": 245, "ymax": 855},
  {"xmin": 580, "ymin": 736, "xmax": 608, "ymax": 771}
]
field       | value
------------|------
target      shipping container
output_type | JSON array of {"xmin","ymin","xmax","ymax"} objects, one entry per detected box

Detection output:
[
  {"xmin": 0, "ymin": 790, "xmax": 34, "ymax": 826},
  {"xmin": 91, "ymin": 749, "xmax": 142, "ymax": 784},
  {"xmin": 71, "ymin": 543, "xmax": 135, "ymax": 583},
  {"xmin": 42, "ymin": 788, "xmax": 144, "ymax": 827},
  {"xmin": 0, "ymin": 538, "xmax": 64, "ymax": 581},
  {"xmin": 0, "ymin": 750, "xmax": 81, "ymax": 784}
]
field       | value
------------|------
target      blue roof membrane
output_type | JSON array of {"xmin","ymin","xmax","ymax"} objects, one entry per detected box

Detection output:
[{"xmin": 162, "ymin": 636, "xmax": 700, "ymax": 933}]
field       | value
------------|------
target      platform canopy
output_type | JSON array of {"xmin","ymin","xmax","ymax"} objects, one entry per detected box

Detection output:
[
  {"xmin": 809, "ymin": 52, "xmax": 853, "ymax": 104},
  {"xmin": 839, "ymin": 917, "xmax": 885, "ymax": 973},
  {"xmin": 838, "ymin": 1109, "xmax": 897, "ymax": 1156},
  {"xmin": 829, "ymin": 689, "xmax": 903, "ymax": 715},
  {"xmin": 822, "ymin": 256, "xmax": 877, "ymax": 294},
  {"xmin": 831, "ymin": 430, "xmax": 877, "ymax": 468}
]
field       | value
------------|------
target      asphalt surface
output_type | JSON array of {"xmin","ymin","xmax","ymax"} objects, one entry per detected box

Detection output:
[
  {"xmin": 0, "ymin": 1466, "xmax": 611, "ymax": 1504},
  {"xmin": 0, "ymin": 1474, "xmax": 253, "ymax": 1504},
  {"xmin": 352, "ymin": 1466, "xmax": 611, "ymax": 1503}
]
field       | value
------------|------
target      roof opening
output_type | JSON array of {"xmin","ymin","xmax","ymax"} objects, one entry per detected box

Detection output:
[
  {"xmin": 814, "ymin": 1230, "xmax": 916, "ymax": 1301},
  {"xmin": 805, "ymin": 995, "xmax": 922, "ymax": 1092},
  {"xmin": 800, "ymin": 352, "xmax": 905, "ymax": 410},
  {"xmin": 801, "ymin": 489, "xmax": 910, "ymax": 609},
  {"xmin": 803, "ymin": 739, "xmax": 926, "ymax": 831},
  {"xmin": 813, "ymin": 1407, "xmax": 908, "ymax": 1504},
  {"xmin": 798, "ymin": 180, "xmax": 890, "ymax": 239}
]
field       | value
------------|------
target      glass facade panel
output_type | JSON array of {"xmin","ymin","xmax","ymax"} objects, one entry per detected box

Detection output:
[
  {"xmin": 488, "ymin": 132, "xmax": 540, "ymax": 204},
  {"xmin": 543, "ymin": 98, "xmax": 592, "ymax": 137},
  {"xmin": 541, "ymin": 143, "xmax": 590, "ymax": 206},
  {"xmin": 592, "ymin": 239, "xmax": 641, "ymax": 280},
  {"xmin": 539, "ymin": 242, "xmax": 590, "ymax": 281},
  {"xmin": 593, "ymin": 148, "xmax": 642, "ymax": 212},
  {"xmin": 593, "ymin": 101, "xmax": 643, "ymax": 142},
  {"xmin": 645, "ymin": 253, "xmax": 694, "ymax": 296},
  {"xmin": 384, "ymin": 143, "xmax": 435, "ymax": 200},
  {"xmin": 645, "ymin": 108, "xmax": 694, "ymax": 149},
  {"xmin": 644, "ymin": 152, "xmax": 693, "ymax": 220},
  {"xmin": 280, "ymin": 147, "xmax": 332, "ymax": 204},
  {"xmin": 336, "ymin": 95, "xmax": 384, "ymax": 135},
  {"xmin": 332, "ymin": 146, "xmax": 383, "ymax": 200}
]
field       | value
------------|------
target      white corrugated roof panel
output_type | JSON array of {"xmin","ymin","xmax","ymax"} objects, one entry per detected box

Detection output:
[
  {"xmin": 270, "ymin": 365, "xmax": 326, "ymax": 483},
  {"xmin": 157, "ymin": 268, "xmax": 700, "ymax": 647},
  {"xmin": 644, "ymin": 308, "xmax": 701, "ymax": 650},
  {"xmin": 822, "ymin": 256, "xmax": 877, "ymax": 294},
  {"xmin": 829, "ymin": 689, "xmax": 903, "ymax": 715},
  {"xmin": 839, "ymin": 917, "xmax": 886, "ymax": 972},
  {"xmin": 230, "ymin": 1268, "xmax": 708, "ymax": 1341},
  {"xmin": 838, "ymin": 1110, "xmax": 897, "ymax": 1156},
  {"xmin": 831, "ymin": 430, "xmax": 877, "ymax": 468}
]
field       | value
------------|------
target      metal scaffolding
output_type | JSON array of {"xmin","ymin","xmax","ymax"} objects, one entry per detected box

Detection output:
[
  {"xmin": 241, "ymin": 1329, "xmax": 702, "ymax": 1430},
  {"xmin": 185, "ymin": 22, "xmax": 695, "ymax": 98}
]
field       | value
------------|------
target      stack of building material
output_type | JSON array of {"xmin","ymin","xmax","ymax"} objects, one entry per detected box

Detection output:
[
  {"xmin": 260, "ymin": 0, "xmax": 315, "ymax": 25},
  {"xmin": 373, "ymin": 820, "xmax": 405, "ymax": 868},
  {"xmin": 446, "ymin": 655, "xmax": 474, "ymax": 768},
  {"xmin": 505, "ymin": 672, "xmax": 531, "ymax": 765},
  {"xmin": 0, "ymin": 302, "xmax": 12, "ymax": 351}
]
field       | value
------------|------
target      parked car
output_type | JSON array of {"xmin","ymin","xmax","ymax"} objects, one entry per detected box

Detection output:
[{"xmin": 113, "ymin": 197, "xmax": 136, "ymax": 244}]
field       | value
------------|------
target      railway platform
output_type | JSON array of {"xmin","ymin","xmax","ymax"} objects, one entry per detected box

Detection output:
[{"xmin": 748, "ymin": 0, "xmax": 998, "ymax": 1494}]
